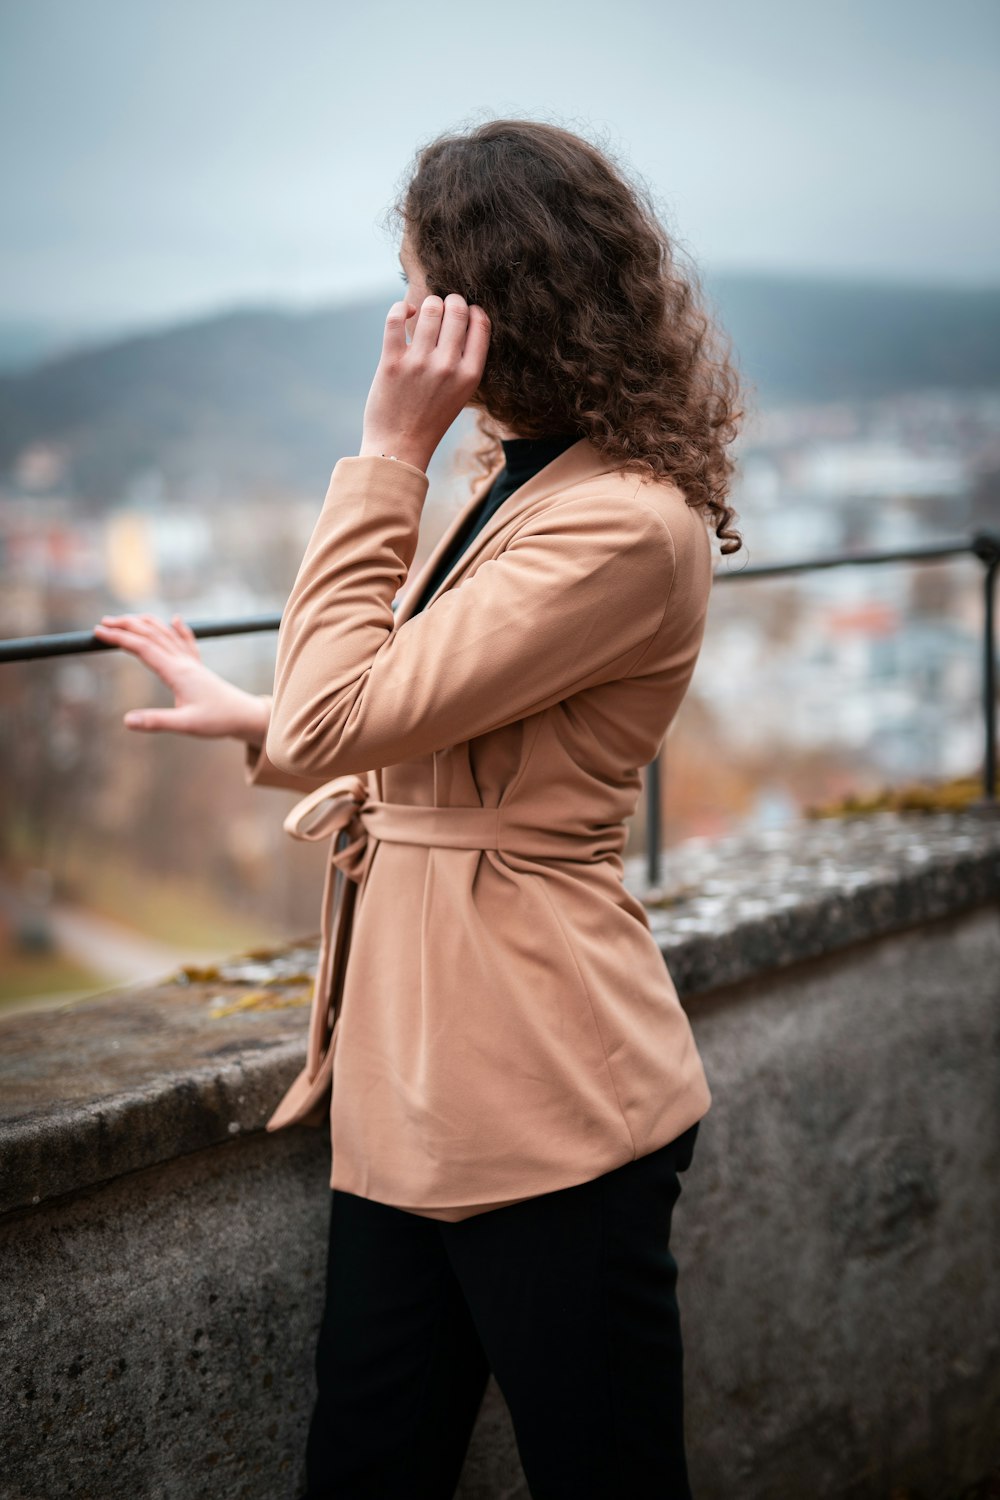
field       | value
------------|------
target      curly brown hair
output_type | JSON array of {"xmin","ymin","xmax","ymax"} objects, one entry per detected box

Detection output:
[{"xmin": 390, "ymin": 117, "xmax": 745, "ymax": 555}]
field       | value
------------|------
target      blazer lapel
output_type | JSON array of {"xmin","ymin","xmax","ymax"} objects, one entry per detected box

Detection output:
[{"xmin": 396, "ymin": 438, "xmax": 619, "ymax": 623}]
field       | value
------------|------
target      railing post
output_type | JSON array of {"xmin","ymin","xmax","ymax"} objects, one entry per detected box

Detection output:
[
  {"xmin": 645, "ymin": 749, "xmax": 662, "ymax": 890},
  {"xmin": 973, "ymin": 531, "xmax": 999, "ymax": 803}
]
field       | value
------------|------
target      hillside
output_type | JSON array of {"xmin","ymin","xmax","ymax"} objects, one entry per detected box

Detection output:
[{"xmin": 1, "ymin": 275, "xmax": 997, "ymax": 504}]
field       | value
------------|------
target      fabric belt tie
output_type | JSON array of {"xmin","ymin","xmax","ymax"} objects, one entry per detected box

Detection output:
[{"xmin": 264, "ymin": 773, "xmax": 623, "ymax": 1133}]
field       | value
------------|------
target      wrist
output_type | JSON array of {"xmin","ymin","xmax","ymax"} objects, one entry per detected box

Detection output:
[
  {"xmin": 228, "ymin": 689, "xmax": 270, "ymax": 748},
  {"xmin": 358, "ymin": 434, "xmax": 433, "ymax": 473}
]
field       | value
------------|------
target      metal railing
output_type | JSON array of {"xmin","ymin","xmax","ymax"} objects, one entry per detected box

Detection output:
[
  {"xmin": 2, "ymin": 530, "xmax": 998, "ymax": 888},
  {"xmin": 644, "ymin": 531, "xmax": 999, "ymax": 883}
]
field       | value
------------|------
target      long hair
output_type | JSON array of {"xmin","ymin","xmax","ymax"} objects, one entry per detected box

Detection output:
[{"xmin": 390, "ymin": 118, "xmax": 745, "ymax": 555}]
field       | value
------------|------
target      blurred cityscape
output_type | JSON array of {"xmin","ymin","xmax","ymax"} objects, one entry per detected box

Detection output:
[{"xmin": 1, "ymin": 276, "xmax": 998, "ymax": 1010}]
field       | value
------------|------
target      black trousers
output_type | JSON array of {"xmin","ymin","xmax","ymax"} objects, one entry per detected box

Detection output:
[{"xmin": 301, "ymin": 1119, "xmax": 700, "ymax": 1500}]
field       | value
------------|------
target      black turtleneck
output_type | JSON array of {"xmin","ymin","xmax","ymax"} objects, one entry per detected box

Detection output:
[{"xmin": 408, "ymin": 432, "xmax": 581, "ymax": 617}]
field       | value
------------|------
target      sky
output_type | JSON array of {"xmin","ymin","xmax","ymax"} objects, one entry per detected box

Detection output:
[{"xmin": 1, "ymin": 0, "xmax": 998, "ymax": 339}]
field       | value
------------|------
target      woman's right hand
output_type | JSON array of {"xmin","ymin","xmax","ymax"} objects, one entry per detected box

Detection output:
[{"xmin": 92, "ymin": 612, "xmax": 270, "ymax": 745}]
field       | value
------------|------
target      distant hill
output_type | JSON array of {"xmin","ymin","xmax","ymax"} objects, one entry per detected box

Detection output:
[
  {"xmin": 0, "ymin": 298, "xmax": 393, "ymax": 503},
  {"xmin": 0, "ymin": 321, "xmax": 77, "ymax": 374},
  {"xmin": 710, "ymin": 272, "xmax": 1000, "ymax": 405},
  {"xmin": 0, "ymin": 275, "xmax": 997, "ymax": 504}
]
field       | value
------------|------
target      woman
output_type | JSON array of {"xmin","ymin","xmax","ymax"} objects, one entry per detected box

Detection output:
[{"xmin": 94, "ymin": 119, "xmax": 744, "ymax": 1500}]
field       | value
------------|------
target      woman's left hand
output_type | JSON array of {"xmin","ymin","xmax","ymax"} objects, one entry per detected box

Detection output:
[{"xmin": 359, "ymin": 293, "xmax": 491, "ymax": 474}]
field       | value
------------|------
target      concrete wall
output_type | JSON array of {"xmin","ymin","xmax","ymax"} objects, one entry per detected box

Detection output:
[{"xmin": 679, "ymin": 902, "xmax": 1000, "ymax": 1500}]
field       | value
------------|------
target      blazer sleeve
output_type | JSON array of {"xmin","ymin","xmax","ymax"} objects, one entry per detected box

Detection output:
[
  {"xmin": 264, "ymin": 454, "xmax": 678, "ymax": 780},
  {"xmin": 242, "ymin": 694, "xmax": 338, "ymax": 792}
]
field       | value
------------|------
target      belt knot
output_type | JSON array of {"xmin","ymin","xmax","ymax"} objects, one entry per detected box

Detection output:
[{"xmin": 282, "ymin": 772, "xmax": 373, "ymax": 882}]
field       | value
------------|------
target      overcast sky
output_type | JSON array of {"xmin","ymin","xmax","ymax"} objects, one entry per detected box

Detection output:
[{"xmin": 1, "ymin": 0, "xmax": 998, "ymax": 337}]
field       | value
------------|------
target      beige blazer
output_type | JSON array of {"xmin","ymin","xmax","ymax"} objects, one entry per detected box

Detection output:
[{"xmin": 243, "ymin": 438, "xmax": 714, "ymax": 1221}]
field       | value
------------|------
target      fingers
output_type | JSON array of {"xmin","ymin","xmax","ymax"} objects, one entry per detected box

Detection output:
[
  {"xmin": 410, "ymin": 292, "xmax": 485, "ymax": 371},
  {"xmin": 460, "ymin": 305, "xmax": 491, "ymax": 380},
  {"xmin": 92, "ymin": 617, "xmax": 175, "ymax": 679},
  {"xmin": 134, "ymin": 612, "xmax": 199, "ymax": 660},
  {"xmin": 129, "ymin": 614, "xmax": 181, "ymax": 651},
  {"xmin": 383, "ymin": 289, "xmax": 486, "ymax": 370},
  {"xmin": 170, "ymin": 614, "xmax": 201, "ymax": 657},
  {"xmin": 96, "ymin": 612, "xmax": 193, "ymax": 655},
  {"xmin": 434, "ymin": 293, "xmax": 471, "ymax": 363},
  {"xmin": 409, "ymin": 293, "xmax": 445, "ymax": 357},
  {"xmin": 382, "ymin": 299, "xmax": 415, "ymax": 361},
  {"xmin": 122, "ymin": 708, "xmax": 162, "ymax": 730},
  {"xmin": 123, "ymin": 706, "xmax": 195, "ymax": 733}
]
